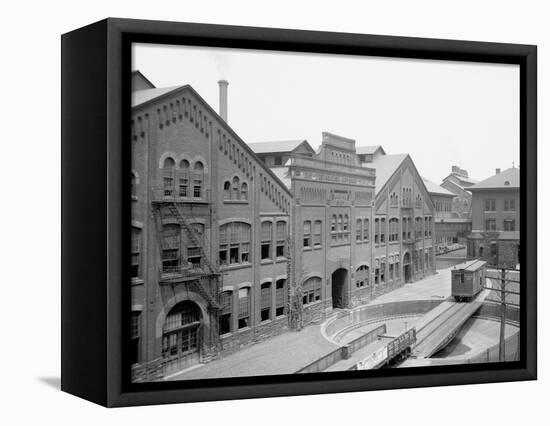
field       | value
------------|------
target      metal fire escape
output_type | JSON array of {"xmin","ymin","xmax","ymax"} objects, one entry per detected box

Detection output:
[{"xmin": 152, "ymin": 189, "xmax": 221, "ymax": 310}]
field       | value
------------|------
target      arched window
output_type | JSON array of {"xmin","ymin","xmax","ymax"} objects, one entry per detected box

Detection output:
[
  {"xmin": 223, "ymin": 181, "xmax": 230, "ymax": 200},
  {"xmin": 313, "ymin": 220, "xmax": 322, "ymax": 247},
  {"xmin": 161, "ymin": 224, "xmax": 180, "ymax": 273},
  {"xmin": 179, "ymin": 160, "xmax": 189, "ymax": 197},
  {"xmin": 303, "ymin": 220, "xmax": 312, "ymax": 248},
  {"xmin": 343, "ymin": 215, "xmax": 349, "ymax": 231},
  {"xmin": 241, "ymin": 182, "xmax": 248, "ymax": 200},
  {"xmin": 219, "ymin": 222, "xmax": 251, "ymax": 266},
  {"xmin": 331, "ymin": 215, "xmax": 337, "ymax": 232},
  {"xmin": 131, "ymin": 227, "xmax": 141, "ymax": 278},
  {"xmin": 337, "ymin": 215, "xmax": 343, "ymax": 232},
  {"xmin": 261, "ymin": 221, "xmax": 273, "ymax": 260},
  {"xmin": 162, "ymin": 301, "xmax": 201, "ymax": 358},
  {"xmin": 193, "ymin": 162, "xmax": 204, "ymax": 198},
  {"xmin": 302, "ymin": 277, "xmax": 322, "ymax": 305},
  {"xmin": 276, "ymin": 221, "xmax": 286, "ymax": 257},
  {"xmin": 363, "ymin": 219, "xmax": 369, "ymax": 241},
  {"xmin": 163, "ymin": 157, "xmax": 175, "ymax": 196},
  {"xmin": 219, "ymin": 291, "xmax": 233, "ymax": 335},
  {"xmin": 356, "ymin": 265, "xmax": 369, "ymax": 287},
  {"xmin": 260, "ymin": 282, "xmax": 272, "ymax": 321},
  {"xmin": 238, "ymin": 287, "xmax": 251, "ymax": 329},
  {"xmin": 232, "ymin": 176, "xmax": 240, "ymax": 200},
  {"xmin": 275, "ymin": 279, "xmax": 286, "ymax": 316},
  {"xmin": 356, "ymin": 218, "xmax": 362, "ymax": 241}
]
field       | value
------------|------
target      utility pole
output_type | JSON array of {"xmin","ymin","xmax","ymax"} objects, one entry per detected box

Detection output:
[{"xmin": 499, "ymin": 267, "xmax": 506, "ymax": 362}]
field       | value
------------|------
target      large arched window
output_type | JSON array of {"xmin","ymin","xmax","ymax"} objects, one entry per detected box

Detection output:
[
  {"xmin": 193, "ymin": 161, "xmax": 204, "ymax": 198},
  {"xmin": 179, "ymin": 160, "xmax": 189, "ymax": 197},
  {"xmin": 162, "ymin": 301, "xmax": 201, "ymax": 358},
  {"xmin": 356, "ymin": 265, "xmax": 369, "ymax": 287},
  {"xmin": 219, "ymin": 222, "xmax": 251, "ymax": 266},
  {"xmin": 161, "ymin": 224, "xmax": 180, "ymax": 273},
  {"xmin": 302, "ymin": 277, "xmax": 322, "ymax": 305},
  {"xmin": 163, "ymin": 157, "xmax": 175, "ymax": 196}
]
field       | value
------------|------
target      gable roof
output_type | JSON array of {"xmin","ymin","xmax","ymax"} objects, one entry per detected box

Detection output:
[
  {"xmin": 364, "ymin": 153, "xmax": 407, "ymax": 193},
  {"xmin": 356, "ymin": 145, "xmax": 386, "ymax": 155},
  {"xmin": 248, "ymin": 139, "xmax": 315, "ymax": 155},
  {"xmin": 422, "ymin": 177, "xmax": 455, "ymax": 197},
  {"xmin": 132, "ymin": 86, "xmax": 184, "ymax": 108},
  {"xmin": 469, "ymin": 167, "xmax": 519, "ymax": 190},
  {"xmin": 131, "ymin": 82, "xmax": 293, "ymax": 197},
  {"xmin": 131, "ymin": 70, "xmax": 156, "ymax": 91},
  {"xmin": 442, "ymin": 173, "xmax": 479, "ymax": 187}
]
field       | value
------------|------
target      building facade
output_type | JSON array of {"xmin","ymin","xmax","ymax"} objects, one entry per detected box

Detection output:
[
  {"xmin": 252, "ymin": 135, "xmax": 437, "ymax": 328},
  {"xmin": 466, "ymin": 167, "xmax": 520, "ymax": 268},
  {"xmin": 130, "ymin": 73, "xmax": 292, "ymax": 381},
  {"xmin": 440, "ymin": 165, "xmax": 478, "ymax": 218},
  {"xmin": 424, "ymin": 177, "xmax": 472, "ymax": 251}
]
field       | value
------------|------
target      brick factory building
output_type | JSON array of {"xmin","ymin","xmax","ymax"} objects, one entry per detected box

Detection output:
[
  {"xmin": 252, "ymin": 135, "xmax": 437, "ymax": 328},
  {"xmin": 131, "ymin": 71, "xmax": 438, "ymax": 380},
  {"xmin": 130, "ymin": 72, "xmax": 292, "ymax": 381},
  {"xmin": 466, "ymin": 167, "xmax": 520, "ymax": 268}
]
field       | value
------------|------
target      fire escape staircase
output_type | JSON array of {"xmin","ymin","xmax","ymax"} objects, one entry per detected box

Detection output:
[{"xmin": 152, "ymin": 197, "xmax": 221, "ymax": 310}]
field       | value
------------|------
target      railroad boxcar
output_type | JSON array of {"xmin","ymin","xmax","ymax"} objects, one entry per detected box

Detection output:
[
  {"xmin": 451, "ymin": 259, "xmax": 487, "ymax": 302},
  {"xmin": 356, "ymin": 327, "xmax": 417, "ymax": 370}
]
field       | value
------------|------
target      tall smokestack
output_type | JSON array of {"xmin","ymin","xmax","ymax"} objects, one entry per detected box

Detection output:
[
  {"xmin": 218, "ymin": 80, "xmax": 229, "ymax": 122},
  {"xmin": 495, "ymin": 168, "xmax": 501, "ymax": 174}
]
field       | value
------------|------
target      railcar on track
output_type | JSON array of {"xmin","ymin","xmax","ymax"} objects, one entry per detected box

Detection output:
[{"xmin": 451, "ymin": 259, "xmax": 487, "ymax": 302}]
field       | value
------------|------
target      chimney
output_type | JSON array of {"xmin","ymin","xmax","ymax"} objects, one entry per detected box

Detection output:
[
  {"xmin": 495, "ymin": 168, "xmax": 501, "ymax": 174},
  {"xmin": 218, "ymin": 80, "xmax": 229, "ymax": 122}
]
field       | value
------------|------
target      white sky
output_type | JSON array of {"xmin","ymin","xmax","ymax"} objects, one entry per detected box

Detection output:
[{"xmin": 132, "ymin": 43, "xmax": 519, "ymax": 185}]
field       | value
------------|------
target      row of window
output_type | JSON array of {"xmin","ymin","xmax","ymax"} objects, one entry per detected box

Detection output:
[
  {"xmin": 162, "ymin": 157, "xmax": 205, "ymax": 199},
  {"xmin": 484, "ymin": 199, "xmax": 516, "ymax": 212},
  {"xmin": 219, "ymin": 279, "xmax": 287, "ymax": 334},
  {"xmin": 485, "ymin": 218, "xmax": 516, "ymax": 231},
  {"xmin": 223, "ymin": 176, "xmax": 248, "ymax": 201}
]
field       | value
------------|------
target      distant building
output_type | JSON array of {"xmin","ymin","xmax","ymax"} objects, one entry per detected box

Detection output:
[
  {"xmin": 423, "ymin": 177, "xmax": 471, "ymax": 249},
  {"xmin": 251, "ymin": 137, "xmax": 436, "ymax": 328},
  {"xmin": 248, "ymin": 139, "xmax": 315, "ymax": 167},
  {"xmin": 440, "ymin": 165, "xmax": 478, "ymax": 218},
  {"xmin": 466, "ymin": 167, "xmax": 520, "ymax": 268}
]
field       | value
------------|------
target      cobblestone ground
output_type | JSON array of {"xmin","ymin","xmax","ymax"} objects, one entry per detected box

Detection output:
[{"xmin": 165, "ymin": 268, "xmax": 454, "ymax": 381}]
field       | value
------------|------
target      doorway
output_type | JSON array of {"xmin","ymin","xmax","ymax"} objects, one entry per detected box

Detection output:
[{"xmin": 331, "ymin": 268, "xmax": 348, "ymax": 308}]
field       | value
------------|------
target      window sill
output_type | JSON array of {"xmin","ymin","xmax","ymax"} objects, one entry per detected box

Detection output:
[
  {"xmin": 219, "ymin": 332, "xmax": 233, "ymax": 339},
  {"xmin": 223, "ymin": 200, "xmax": 249, "ymax": 205},
  {"xmin": 131, "ymin": 195, "xmax": 138, "ymax": 201},
  {"xmin": 220, "ymin": 262, "xmax": 252, "ymax": 272},
  {"xmin": 236, "ymin": 326, "xmax": 252, "ymax": 334},
  {"xmin": 313, "ymin": 245, "xmax": 323, "ymax": 250},
  {"xmin": 303, "ymin": 247, "xmax": 312, "ymax": 252},
  {"xmin": 275, "ymin": 257, "xmax": 288, "ymax": 263},
  {"xmin": 260, "ymin": 259, "xmax": 274, "ymax": 265},
  {"xmin": 131, "ymin": 278, "xmax": 144, "ymax": 286},
  {"xmin": 303, "ymin": 300, "xmax": 323, "ymax": 309}
]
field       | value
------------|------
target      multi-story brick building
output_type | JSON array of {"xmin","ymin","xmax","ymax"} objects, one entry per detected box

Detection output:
[
  {"xmin": 440, "ymin": 165, "xmax": 478, "ymax": 218},
  {"xmin": 423, "ymin": 177, "xmax": 471, "ymax": 250},
  {"xmin": 130, "ymin": 72, "xmax": 292, "ymax": 381},
  {"xmin": 466, "ymin": 167, "xmax": 520, "ymax": 268},
  {"xmin": 252, "ymin": 136, "xmax": 436, "ymax": 328}
]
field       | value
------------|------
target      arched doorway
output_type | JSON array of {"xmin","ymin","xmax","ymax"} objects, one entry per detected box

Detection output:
[
  {"xmin": 403, "ymin": 252, "xmax": 411, "ymax": 283},
  {"xmin": 331, "ymin": 268, "xmax": 348, "ymax": 308},
  {"xmin": 162, "ymin": 300, "xmax": 202, "ymax": 375}
]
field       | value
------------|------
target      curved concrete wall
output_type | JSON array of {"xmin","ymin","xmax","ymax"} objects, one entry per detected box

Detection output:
[{"xmin": 323, "ymin": 299, "xmax": 443, "ymax": 340}]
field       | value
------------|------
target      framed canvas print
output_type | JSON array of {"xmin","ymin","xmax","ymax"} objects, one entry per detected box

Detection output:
[{"xmin": 61, "ymin": 18, "xmax": 537, "ymax": 407}]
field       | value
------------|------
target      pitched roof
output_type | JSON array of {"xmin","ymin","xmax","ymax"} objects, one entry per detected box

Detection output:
[
  {"xmin": 248, "ymin": 139, "xmax": 314, "ymax": 154},
  {"xmin": 442, "ymin": 173, "xmax": 479, "ymax": 187},
  {"xmin": 469, "ymin": 167, "xmax": 519, "ymax": 190},
  {"xmin": 422, "ymin": 177, "xmax": 455, "ymax": 197},
  {"xmin": 356, "ymin": 145, "xmax": 385, "ymax": 155},
  {"xmin": 364, "ymin": 154, "xmax": 408, "ymax": 193},
  {"xmin": 132, "ymin": 86, "xmax": 184, "ymax": 108}
]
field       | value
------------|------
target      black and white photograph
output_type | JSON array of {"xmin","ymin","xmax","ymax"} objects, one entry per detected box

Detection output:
[{"xmin": 129, "ymin": 43, "xmax": 521, "ymax": 382}]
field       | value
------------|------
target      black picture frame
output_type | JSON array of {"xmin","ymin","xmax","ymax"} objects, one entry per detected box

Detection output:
[{"xmin": 61, "ymin": 18, "xmax": 537, "ymax": 407}]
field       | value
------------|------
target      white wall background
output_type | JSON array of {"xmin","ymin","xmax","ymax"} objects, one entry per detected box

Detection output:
[{"xmin": 0, "ymin": 0, "xmax": 546, "ymax": 424}]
